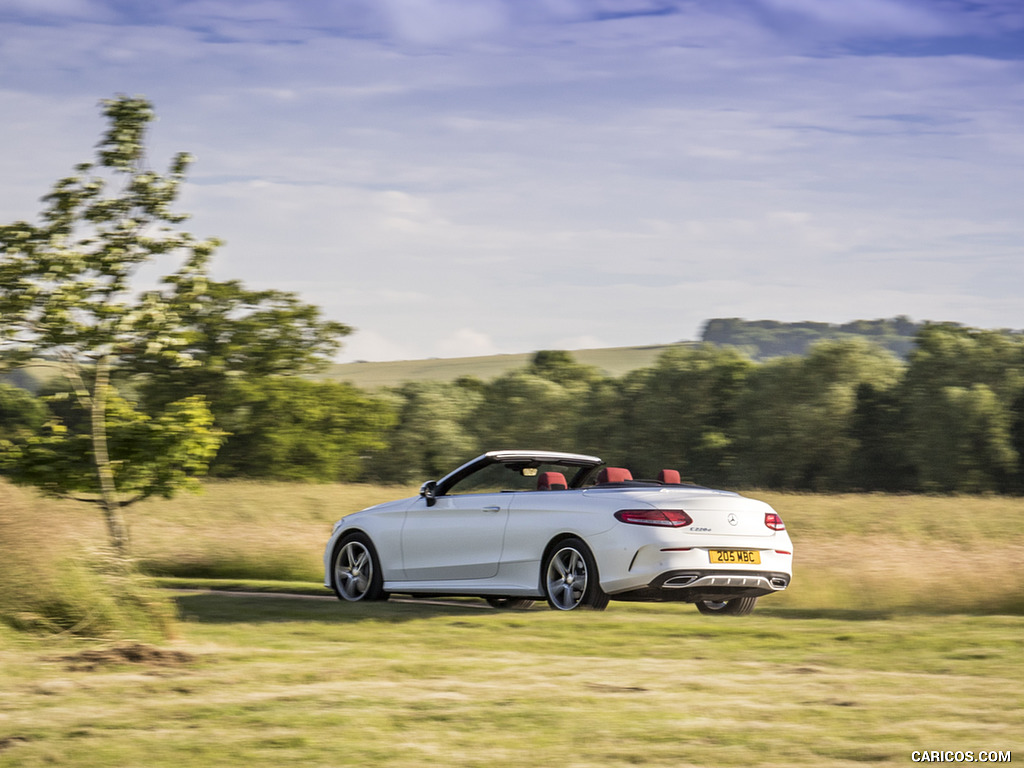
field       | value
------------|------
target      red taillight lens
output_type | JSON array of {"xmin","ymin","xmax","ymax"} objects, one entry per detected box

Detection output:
[
  {"xmin": 615, "ymin": 509, "xmax": 693, "ymax": 527},
  {"xmin": 764, "ymin": 512, "xmax": 785, "ymax": 531}
]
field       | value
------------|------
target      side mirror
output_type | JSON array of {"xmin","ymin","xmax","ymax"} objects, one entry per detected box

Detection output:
[{"xmin": 419, "ymin": 480, "xmax": 438, "ymax": 507}]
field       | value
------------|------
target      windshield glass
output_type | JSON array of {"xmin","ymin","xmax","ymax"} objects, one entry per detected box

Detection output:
[{"xmin": 448, "ymin": 461, "xmax": 586, "ymax": 495}]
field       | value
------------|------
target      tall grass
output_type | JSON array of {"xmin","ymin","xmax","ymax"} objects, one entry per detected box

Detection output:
[
  {"xmin": 126, "ymin": 482, "xmax": 1024, "ymax": 616},
  {"xmin": 6, "ymin": 480, "xmax": 1024, "ymax": 629},
  {"xmin": 0, "ymin": 481, "xmax": 174, "ymax": 639}
]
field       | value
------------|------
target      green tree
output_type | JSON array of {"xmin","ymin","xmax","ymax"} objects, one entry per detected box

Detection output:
[
  {"xmin": 735, "ymin": 340, "xmax": 904, "ymax": 490},
  {"xmin": 528, "ymin": 350, "xmax": 603, "ymax": 387},
  {"xmin": 618, "ymin": 345, "xmax": 753, "ymax": 483},
  {"xmin": 135, "ymin": 279, "xmax": 351, "ymax": 414},
  {"xmin": 6, "ymin": 390, "xmax": 221, "ymax": 503},
  {"xmin": 910, "ymin": 384, "xmax": 1018, "ymax": 492},
  {"xmin": 847, "ymin": 382, "xmax": 916, "ymax": 491},
  {"xmin": 471, "ymin": 370, "xmax": 581, "ymax": 453},
  {"xmin": 0, "ymin": 383, "xmax": 47, "ymax": 465},
  {"xmin": 903, "ymin": 324, "xmax": 1024, "ymax": 491},
  {"xmin": 366, "ymin": 381, "xmax": 482, "ymax": 483},
  {"xmin": 210, "ymin": 378, "xmax": 393, "ymax": 482},
  {"xmin": 0, "ymin": 96, "xmax": 226, "ymax": 552}
]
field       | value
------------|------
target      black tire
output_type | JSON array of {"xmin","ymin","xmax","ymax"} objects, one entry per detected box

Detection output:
[
  {"xmin": 332, "ymin": 533, "xmax": 388, "ymax": 602},
  {"xmin": 695, "ymin": 597, "xmax": 758, "ymax": 616},
  {"xmin": 485, "ymin": 597, "xmax": 535, "ymax": 610},
  {"xmin": 542, "ymin": 538, "xmax": 609, "ymax": 611}
]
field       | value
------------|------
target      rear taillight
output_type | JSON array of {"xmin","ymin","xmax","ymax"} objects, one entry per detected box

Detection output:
[
  {"xmin": 764, "ymin": 512, "xmax": 785, "ymax": 531},
  {"xmin": 615, "ymin": 509, "xmax": 693, "ymax": 527}
]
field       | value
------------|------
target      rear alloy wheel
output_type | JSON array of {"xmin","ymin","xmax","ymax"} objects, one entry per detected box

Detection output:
[
  {"xmin": 695, "ymin": 597, "xmax": 758, "ymax": 616},
  {"xmin": 543, "ymin": 538, "xmax": 609, "ymax": 611},
  {"xmin": 332, "ymin": 534, "xmax": 387, "ymax": 602},
  {"xmin": 485, "ymin": 597, "xmax": 535, "ymax": 610}
]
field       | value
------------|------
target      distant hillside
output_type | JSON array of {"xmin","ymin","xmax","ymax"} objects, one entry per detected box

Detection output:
[
  {"xmin": 325, "ymin": 317, "xmax": 929, "ymax": 388},
  {"xmin": 701, "ymin": 317, "xmax": 921, "ymax": 359},
  {"xmin": 324, "ymin": 343, "xmax": 693, "ymax": 389},
  {"xmin": 0, "ymin": 318, "xmax": 957, "ymax": 393}
]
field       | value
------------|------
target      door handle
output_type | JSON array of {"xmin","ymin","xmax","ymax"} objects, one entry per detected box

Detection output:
[{"xmin": 483, "ymin": 506, "xmax": 501, "ymax": 513}]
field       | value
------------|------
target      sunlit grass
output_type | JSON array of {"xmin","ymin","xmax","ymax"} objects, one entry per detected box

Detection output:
[
  {"xmin": 3, "ymin": 480, "xmax": 1022, "ymax": 766},
  {"xmin": 0, "ymin": 598, "xmax": 1021, "ymax": 767},
  {"xmin": 118, "ymin": 482, "xmax": 1024, "ymax": 616},
  {"xmin": 0, "ymin": 482, "xmax": 173, "ymax": 639}
]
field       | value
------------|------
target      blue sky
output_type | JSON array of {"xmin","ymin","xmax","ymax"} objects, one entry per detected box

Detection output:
[{"xmin": 2, "ymin": 0, "xmax": 1023, "ymax": 361}]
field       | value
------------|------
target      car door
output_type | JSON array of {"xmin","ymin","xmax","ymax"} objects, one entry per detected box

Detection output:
[{"xmin": 399, "ymin": 493, "xmax": 511, "ymax": 581}]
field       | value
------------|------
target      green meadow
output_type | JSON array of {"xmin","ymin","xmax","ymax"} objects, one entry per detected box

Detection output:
[
  {"xmin": 324, "ymin": 343, "xmax": 689, "ymax": 389},
  {"xmin": 1, "ymin": 480, "xmax": 1022, "ymax": 766}
]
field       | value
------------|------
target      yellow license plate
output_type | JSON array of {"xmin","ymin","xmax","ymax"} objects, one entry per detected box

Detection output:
[{"xmin": 709, "ymin": 549, "xmax": 761, "ymax": 564}]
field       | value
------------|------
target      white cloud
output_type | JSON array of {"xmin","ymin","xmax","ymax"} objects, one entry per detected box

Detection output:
[
  {"xmin": 437, "ymin": 328, "xmax": 502, "ymax": 358},
  {"xmin": 339, "ymin": 329, "xmax": 420, "ymax": 362}
]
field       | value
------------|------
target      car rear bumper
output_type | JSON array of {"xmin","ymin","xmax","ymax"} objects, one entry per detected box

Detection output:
[
  {"xmin": 592, "ymin": 533, "xmax": 794, "ymax": 600},
  {"xmin": 610, "ymin": 569, "xmax": 791, "ymax": 602}
]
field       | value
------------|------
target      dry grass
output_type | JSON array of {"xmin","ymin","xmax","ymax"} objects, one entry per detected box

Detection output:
[
  {"xmin": 0, "ymin": 482, "xmax": 173, "ymax": 638},
  {"xmin": 753, "ymin": 492, "xmax": 1024, "ymax": 615},
  {"xmin": 6, "ymin": 480, "xmax": 1024, "ymax": 616},
  {"xmin": 0, "ymin": 601, "xmax": 1020, "ymax": 767},
  {"xmin": 120, "ymin": 482, "xmax": 1024, "ymax": 616},
  {"xmin": 2, "ymin": 481, "xmax": 1022, "ymax": 767}
]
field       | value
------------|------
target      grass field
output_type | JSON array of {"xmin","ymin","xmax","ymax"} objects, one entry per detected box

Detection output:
[
  {"xmin": 114, "ymin": 483, "xmax": 1024, "ymax": 616},
  {"xmin": 1, "ymin": 481, "xmax": 1022, "ymax": 766},
  {"xmin": 325, "ymin": 342, "xmax": 690, "ymax": 388},
  {"xmin": 0, "ymin": 600, "xmax": 1020, "ymax": 767}
]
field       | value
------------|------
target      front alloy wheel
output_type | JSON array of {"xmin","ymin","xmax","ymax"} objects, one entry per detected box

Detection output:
[
  {"xmin": 333, "ymin": 534, "xmax": 386, "ymax": 602},
  {"xmin": 543, "ymin": 538, "xmax": 609, "ymax": 611}
]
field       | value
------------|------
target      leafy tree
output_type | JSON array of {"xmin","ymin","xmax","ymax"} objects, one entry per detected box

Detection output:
[
  {"xmin": 135, "ymin": 279, "xmax": 351, "ymax": 413},
  {"xmin": 909, "ymin": 384, "xmax": 1017, "ymax": 492},
  {"xmin": 904, "ymin": 323, "xmax": 1024, "ymax": 402},
  {"xmin": 528, "ymin": 350, "xmax": 603, "ymax": 387},
  {"xmin": 209, "ymin": 378, "xmax": 393, "ymax": 482},
  {"xmin": 735, "ymin": 340, "xmax": 904, "ymax": 489},
  {"xmin": 903, "ymin": 324, "xmax": 1024, "ymax": 491},
  {"xmin": 471, "ymin": 371, "xmax": 579, "ymax": 453},
  {"xmin": 847, "ymin": 382, "xmax": 916, "ymax": 491},
  {"xmin": 617, "ymin": 345, "xmax": 753, "ymax": 483},
  {"xmin": 366, "ymin": 381, "xmax": 481, "ymax": 483},
  {"xmin": 0, "ymin": 383, "xmax": 46, "ymax": 462},
  {"xmin": 0, "ymin": 96, "xmax": 227, "ymax": 552},
  {"xmin": 5, "ymin": 390, "xmax": 220, "ymax": 502}
]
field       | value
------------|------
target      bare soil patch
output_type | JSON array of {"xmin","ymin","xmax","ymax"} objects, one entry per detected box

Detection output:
[{"xmin": 56, "ymin": 642, "xmax": 195, "ymax": 671}]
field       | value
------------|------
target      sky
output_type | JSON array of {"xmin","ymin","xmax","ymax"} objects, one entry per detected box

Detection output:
[{"xmin": 1, "ymin": 0, "xmax": 1023, "ymax": 362}]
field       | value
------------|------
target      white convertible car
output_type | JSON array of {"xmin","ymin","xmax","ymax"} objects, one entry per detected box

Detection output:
[{"xmin": 324, "ymin": 450, "xmax": 793, "ymax": 614}]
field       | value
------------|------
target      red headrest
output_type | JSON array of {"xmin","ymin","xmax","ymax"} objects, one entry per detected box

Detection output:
[
  {"xmin": 538, "ymin": 471, "xmax": 567, "ymax": 491},
  {"xmin": 658, "ymin": 469, "xmax": 681, "ymax": 484},
  {"xmin": 596, "ymin": 467, "xmax": 632, "ymax": 484}
]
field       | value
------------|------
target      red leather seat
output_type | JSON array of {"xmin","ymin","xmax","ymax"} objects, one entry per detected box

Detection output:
[
  {"xmin": 658, "ymin": 469, "xmax": 681, "ymax": 484},
  {"xmin": 596, "ymin": 467, "xmax": 632, "ymax": 484},
  {"xmin": 537, "ymin": 471, "xmax": 568, "ymax": 491}
]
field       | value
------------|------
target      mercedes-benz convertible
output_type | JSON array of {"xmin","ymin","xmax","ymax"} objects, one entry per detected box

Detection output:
[{"xmin": 324, "ymin": 450, "xmax": 793, "ymax": 614}]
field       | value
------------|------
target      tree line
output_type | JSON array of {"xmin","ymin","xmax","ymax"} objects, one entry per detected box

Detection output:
[
  {"xmin": 700, "ymin": 317, "xmax": 921, "ymax": 359},
  {"xmin": 5, "ymin": 323, "xmax": 1024, "ymax": 495},
  {"xmin": 361, "ymin": 327, "xmax": 1024, "ymax": 494}
]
